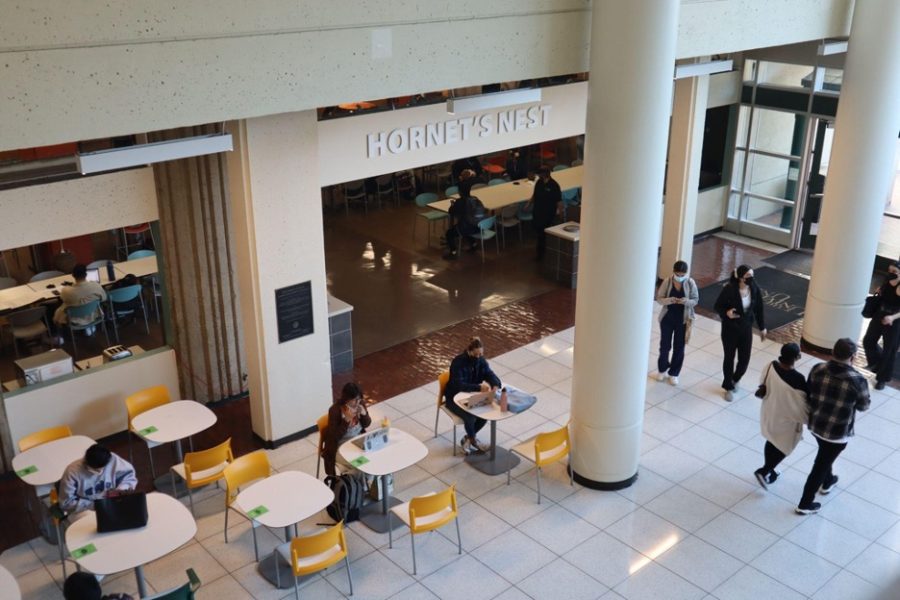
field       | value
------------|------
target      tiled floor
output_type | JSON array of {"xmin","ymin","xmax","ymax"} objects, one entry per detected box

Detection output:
[{"xmin": 5, "ymin": 314, "xmax": 900, "ymax": 599}]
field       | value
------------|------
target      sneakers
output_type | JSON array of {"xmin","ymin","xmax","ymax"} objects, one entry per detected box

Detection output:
[
  {"xmin": 795, "ymin": 502, "xmax": 821, "ymax": 515},
  {"xmin": 874, "ymin": 381, "xmax": 886, "ymax": 391},
  {"xmin": 754, "ymin": 469, "xmax": 780, "ymax": 490},
  {"xmin": 460, "ymin": 436, "xmax": 473, "ymax": 455},
  {"xmin": 724, "ymin": 390, "xmax": 734, "ymax": 402},
  {"xmin": 819, "ymin": 475, "xmax": 839, "ymax": 494},
  {"xmin": 654, "ymin": 372, "xmax": 666, "ymax": 382},
  {"xmin": 667, "ymin": 375, "xmax": 679, "ymax": 386},
  {"xmin": 471, "ymin": 438, "xmax": 489, "ymax": 453}
]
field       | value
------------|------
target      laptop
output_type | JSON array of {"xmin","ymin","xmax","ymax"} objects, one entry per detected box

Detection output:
[
  {"xmin": 463, "ymin": 391, "xmax": 494, "ymax": 409},
  {"xmin": 351, "ymin": 427, "xmax": 390, "ymax": 452},
  {"xmin": 94, "ymin": 492, "xmax": 148, "ymax": 533},
  {"xmin": 85, "ymin": 267, "xmax": 101, "ymax": 283}
]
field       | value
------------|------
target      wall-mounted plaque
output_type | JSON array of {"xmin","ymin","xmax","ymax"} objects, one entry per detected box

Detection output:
[{"xmin": 275, "ymin": 281, "xmax": 313, "ymax": 343}]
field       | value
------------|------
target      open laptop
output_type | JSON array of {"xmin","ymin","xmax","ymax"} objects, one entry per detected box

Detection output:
[
  {"xmin": 462, "ymin": 391, "xmax": 494, "ymax": 409},
  {"xmin": 94, "ymin": 492, "xmax": 148, "ymax": 533},
  {"xmin": 351, "ymin": 427, "xmax": 390, "ymax": 452},
  {"xmin": 85, "ymin": 267, "xmax": 101, "ymax": 283}
]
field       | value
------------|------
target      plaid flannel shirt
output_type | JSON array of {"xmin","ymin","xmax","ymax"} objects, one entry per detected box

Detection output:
[{"xmin": 806, "ymin": 360, "xmax": 870, "ymax": 441}]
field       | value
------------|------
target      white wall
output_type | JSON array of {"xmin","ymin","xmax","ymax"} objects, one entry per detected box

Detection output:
[{"xmin": 0, "ymin": 168, "xmax": 159, "ymax": 251}]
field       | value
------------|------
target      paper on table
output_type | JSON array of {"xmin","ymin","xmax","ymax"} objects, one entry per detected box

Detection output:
[
  {"xmin": 15, "ymin": 465, "xmax": 38, "ymax": 477},
  {"xmin": 350, "ymin": 456, "xmax": 370, "ymax": 467},
  {"xmin": 137, "ymin": 426, "xmax": 158, "ymax": 436},
  {"xmin": 71, "ymin": 543, "xmax": 97, "ymax": 559},
  {"xmin": 246, "ymin": 505, "xmax": 269, "ymax": 519}
]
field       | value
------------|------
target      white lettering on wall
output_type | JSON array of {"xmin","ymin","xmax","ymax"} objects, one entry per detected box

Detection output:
[{"xmin": 365, "ymin": 104, "xmax": 551, "ymax": 157}]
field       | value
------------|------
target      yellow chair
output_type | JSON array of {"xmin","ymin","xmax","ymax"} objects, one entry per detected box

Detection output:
[
  {"xmin": 275, "ymin": 521, "xmax": 353, "ymax": 599},
  {"xmin": 18, "ymin": 424, "xmax": 73, "ymax": 452},
  {"xmin": 432, "ymin": 371, "xmax": 463, "ymax": 456},
  {"xmin": 388, "ymin": 485, "xmax": 461, "ymax": 575},
  {"xmin": 223, "ymin": 450, "xmax": 271, "ymax": 561},
  {"xmin": 170, "ymin": 438, "xmax": 234, "ymax": 515},
  {"xmin": 507, "ymin": 424, "xmax": 573, "ymax": 504},
  {"xmin": 315, "ymin": 413, "xmax": 329, "ymax": 479},
  {"xmin": 125, "ymin": 385, "xmax": 171, "ymax": 478}
]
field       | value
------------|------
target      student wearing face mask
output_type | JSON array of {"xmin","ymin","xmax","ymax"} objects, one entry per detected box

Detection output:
[
  {"xmin": 714, "ymin": 265, "xmax": 767, "ymax": 401},
  {"xmin": 654, "ymin": 260, "xmax": 699, "ymax": 386},
  {"xmin": 444, "ymin": 336, "xmax": 502, "ymax": 454},
  {"xmin": 863, "ymin": 261, "xmax": 900, "ymax": 390},
  {"xmin": 323, "ymin": 382, "xmax": 372, "ymax": 476},
  {"xmin": 58, "ymin": 444, "xmax": 137, "ymax": 515}
]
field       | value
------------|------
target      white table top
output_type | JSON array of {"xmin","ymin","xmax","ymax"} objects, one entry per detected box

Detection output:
[
  {"xmin": 12, "ymin": 435, "xmax": 95, "ymax": 487},
  {"xmin": 339, "ymin": 428, "xmax": 428, "ymax": 477},
  {"xmin": 131, "ymin": 400, "xmax": 217, "ymax": 444},
  {"xmin": 66, "ymin": 492, "xmax": 196, "ymax": 575},
  {"xmin": 428, "ymin": 165, "xmax": 584, "ymax": 213},
  {"xmin": 0, "ymin": 284, "xmax": 54, "ymax": 312},
  {"xmin": 454, "ymin": 388, "xmax": 531, "ymax": 422},
  {"xmin": 116, "ymin": 255, "xmax": 158, "ymax": 279},
  {"xmin": 234, "ymin": 470, "xmax": 333, "ymax": 529},
  {"xmin": 0, "ymin": 564, "xmax": 21, "ymax": 600},
  {"xmin": 26, "ymin": 269, "xmax": 116, "ymax": 292}
]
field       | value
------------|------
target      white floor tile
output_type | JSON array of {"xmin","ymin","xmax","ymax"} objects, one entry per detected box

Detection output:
[
  {"xmin": 143, "ymin": 540, "xmax": 227, "ymax": 595},
  {"xmin": 194, "ymin": 574, "xmax": 262, "ymax": 600},
  {"xmin": 492, "ymin": 347, "xmax": 544, "ymax": 371},
  {"xmin": 640, "ymin": 444, "xmax": 707, "ymax": 483},
  {"xmin": 818, "ymin": 492, "xmax": 900, "ymax": 541},
  {"xmin": 383, "ymin": 528, "xmax": 464, "ymax": 578},
  {"xmin": 679, "ymin": 466, "xmax": 756, "ymax": 509},
  {"xmin": 517, "ymin": 557, "xmax": 608, "ymax": 600},
  {"xmin": 522, "ymin": 357, "xmax": 572, "ymax": 386},
  {"xmin": 668, "ymin": 426, "xmax": 738, "ymax": 462},
  {"xmin": 325, "ymin": 550, "xmax": 415, "ymax": 600},
  {"xmin": 384, "ymin": 387, "xmax": 436, "ymax": 416},
  {"xmin": 436, "ymin": 499, "xmax": 511, "ymax": 551},
  {"xmin": 474, "ymin": 480, "xmax": 550, "ymax": 526},
  {"xmin": 656, "ymin": 535, "xmax": 743, "ymax": 592},
  {"xmin": 389, "ymin": 581, "xmax": 440, "ymax": 599},
  {"xmin": 642, "ymin": 407, "xmax": 694, "ymax": 442},
  {"xmin": 469, "ymin": 529, "xmax": 556, "ymax": 584},
  {"xmin": 698, "ymin": 411, "xmax": 759, "ymax": 444},
  {"xmin": 613, "ymin": 561, "xmax": 705, "ymax": 600},
  {"xmin": 0, "ymin": 540, "xmax": 43, "ymax": 577},
  {"xmin": 645, "ymin": 486, "xmax": 724, "ymax": 532},
  {"xmin": 711, "ymin": 565, "xmax": 807, "ymax": 600},
  {"xmin": 750, "ymin": 538, "xmax": 841, "ymax": 597},
  {"xmin": 856, "ymin": 414, "xmax": 900, "ymax": 450},
  {"xmin": 605, "ymin": 508, "xmax": 687, "ymax": 557},
  {"xmin": 846, "ymin": 471, "xmax": 900, "ymax": 515},
  {"xmin": 838, "ymin": 434, "xmax": 895, "ymax": 469},
  {"xmin": 501, "ymin": 371, "xmax": 545, "ymax": 395},
  {"xmin": 873, "ymin": 450, "xmax": 900, "ymax": 483},
  {"xmin": 517, "ymin": 504, "xmax": 599, "ymax": 555},
  {"xmin": 528, "ymin": 386, "xmax": 571, "ymax": 420},
  {"xmin": 730, "ymin": 491, "xmax": 804, "ymax": 537},
  {"xmin": 435, "ymin": 461, "xmax": 506, "ymax": 501},
  {"xmin": 563, "ymin": 532, "xmax": 648, "ymax": 589},
  {"xmin": 845, "ymin": 542, "xmax": 900, "ymax": 587},
  {"xmin": 694, "ymin": 512, "xmax": 778, "ymax": 563},
  {"xmin": 560, "ymin": 487, "xmax": 638, "ymax": 529},
  {"xmin": 549, "ymin": 346, "xmax": 574, "ymax": 368},
  {"xmin": 784, "ymin": 514, "xmax": 871, "ymax": 567},
  {"xmin": 878, "ymin": 520, "xmax": 900, "ymax": 553},
  {"xmin": 526, "ymin": 335, "xmax": 571, "ymax": 357},
  {"xmin": 810, "ymin": 569, "xmax": 880, "ymax": 600},
  {"xmin": 616, "ymin": 469, "xmax": 675, "ymax": 506},
  {"xmin": 14, "ymin": 565, "xmax": 63, "ymax": 600}
]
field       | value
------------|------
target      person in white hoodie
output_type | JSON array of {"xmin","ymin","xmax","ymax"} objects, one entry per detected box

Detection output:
[
  {"xmin": 59, "ymin": 444, "xmax": 138, "ymax": 514},
  {"xmin": 753, "ymin": 343, "xmax": 809, "ymax": 489}
]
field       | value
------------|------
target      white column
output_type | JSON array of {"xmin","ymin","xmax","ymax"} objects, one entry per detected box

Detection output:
[
  {"xmin": 802, "ymin": 0, "xmax": 900, "ymax": 348},
  {"xmin": 226, "ymin": 111, "xmax": 333, "ymax": 443},
  {"xmin": 658, "ymin": 72, "xmax": 709, "ymax": 279},
  {"xmin": 570, "ymin": 0, "xmax": 679, "ymax": 487}
]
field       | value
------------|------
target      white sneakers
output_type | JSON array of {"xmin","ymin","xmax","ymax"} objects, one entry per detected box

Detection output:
[
  {"xmin": 653, "ymin": 372, "xmax": 679, "ymax": 386},
  {"xmin": 655, "ymin": 372, "xmax": 666, "ymax": 382},
  {"xmin": 667, "ymin": 376, "xmax": 679, "ymax": 386}
]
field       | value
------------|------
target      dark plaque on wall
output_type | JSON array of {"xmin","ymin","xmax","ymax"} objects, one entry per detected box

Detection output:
[{"xmin": 275, "ymin": 281, "xmax": 314, "ymax": 343}]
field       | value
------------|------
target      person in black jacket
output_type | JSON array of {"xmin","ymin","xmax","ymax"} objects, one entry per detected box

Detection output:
[
  {"xmin": 452, "ymin": 156, "xmax": 484, "ymax": 183},
  {"xmin": 443, "ymin": 337, "xmax": 502, "ymax": 454},
  {"xmin": 526, "ymin": 167, "xmax": 562, "ymax": 260},
  {"xmin": 714, "ymin": 265, "xmax": 767, "ymax": 401},
  {"xmin": 862, "ymin": 261, "xmax": 900, "ymax": 390},
  {"xmin": 444, "ymin": 176, "xmax": 482, "ymax": 259}
]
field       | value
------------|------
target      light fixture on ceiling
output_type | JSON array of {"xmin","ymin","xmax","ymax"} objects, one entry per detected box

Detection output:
[
  {"xmin": 76, "ymin": 133, "xmax": 233, "ymax": 175},
  {"xmin": 446, "ymin": 88, "xmax": 542, "ymax": 115},
  {"xmin": 673, "ymin": 59, "xmax": 733, "ymax": 79}
]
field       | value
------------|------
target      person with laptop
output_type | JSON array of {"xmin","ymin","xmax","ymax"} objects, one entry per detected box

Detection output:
[
  {"xmin": 444, "ymin": 336, "xmax": 502, "ymax": 454},
  {"xmin": 323, "ymin": 382, "xmax": 372, "ymax": 476},
  {"xmin": 52, "ymin": 263, "xmax": 108, "ymax": 335},
  {"xmin": 59, "ymin": 444, "xmax": 138, "ymax": 515}
]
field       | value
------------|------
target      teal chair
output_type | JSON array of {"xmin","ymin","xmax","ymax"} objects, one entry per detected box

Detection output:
[
  {"xmin": 108, "ymin": 284, "xmax": 150, "ymax": 341},
  {"xmin": 488, "ymin": 178, "xmax": 507, "ymax": 186},
  {"xmin": 127, "ymin": 249, "xmax": 156, "ymax": 260},
  {"xmin": 516, "ymin": 201, "xmax": 534, "ymax": 226},
  {"xmin": 562, "ymin": 188, "xmax": 580, "ymax": 221},
  {"xmin": 144, "ymin": 569, "xmax": 201, "ymax": 600},
  {"xmin": 552, "ymin": 164, "xmax": 569, "ymax": 172},
  {"xmin": 414, "ymin": 193, "xmax": 448, "ymax": 248},
  {"xmin": 65, "ymin": 300, "xmax": 110, "ymax": 359},
  {"xmin": 444, "ymin": 185, "xmax": 459, "ymax": 197},
  {"xmin": 465, "ymin": 216, "xmax": 499, "ymax": 262}
]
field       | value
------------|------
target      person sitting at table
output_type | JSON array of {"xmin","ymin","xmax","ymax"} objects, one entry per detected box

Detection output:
[
  {"xmin": 323, "ymin": 382, "xmax": 373, "ymax": 477},
  {"xmin": 59, "ymin": 444, "xmax": 138, "ymax": 515},
  {"xmin": 64, "ymin": 571, "xmax": 133, "ymax": 600},
  {"xmin": 444, "ymin": 336, "xmax": 502, "ymax": 455},
  {"xmin": 52, "ymin": 263, "xmax": 107, "ymax": 335},
  {"xmin": 505, "ymin": 148, "xmax": 529, "ymax": 181},
  {"xmin": 452, "ymin": 156, "xmax": 484, "ymax": 183},
  {"xmin": 444, "ymin": 174, "xmax": 484, "ymax": 260}
]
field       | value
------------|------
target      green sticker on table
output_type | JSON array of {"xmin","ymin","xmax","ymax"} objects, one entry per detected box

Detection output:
[
  {"xmin": 16, "ymin": 465, "xmax": 38, "ymax": 477},
  {"xmin": 246, "ymin": 505, "xmax": 269, "ymax": 519},
  {"xmin": 350, "ymin": 456, "xmax": 370, "ymax": 467},
  {"xmin": 137, "ymin": 425, "xmax": 158, "ymax": 436},
  {"xmin": 71, "ymin": 544, "xmax": 97, "ymax": 559}
]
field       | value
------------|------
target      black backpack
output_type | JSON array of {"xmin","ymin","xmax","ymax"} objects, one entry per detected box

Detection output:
[{"xmin": 324, "ymin": 473, "xmax": 366, "ymax": 523}]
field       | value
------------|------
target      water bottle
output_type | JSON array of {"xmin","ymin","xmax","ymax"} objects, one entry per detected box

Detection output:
[
  {"xmin": 500, "ymin": 387, "xmax": 508, "ymax": 412},
  {"xmin": 106, "ymin": 260, "xmax": 116, "ymax": 282}
]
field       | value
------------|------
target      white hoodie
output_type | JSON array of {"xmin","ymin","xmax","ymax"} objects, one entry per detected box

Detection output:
[{"xmin": 59, "ymin": 454, "xmax": 138, "ymax": 514}]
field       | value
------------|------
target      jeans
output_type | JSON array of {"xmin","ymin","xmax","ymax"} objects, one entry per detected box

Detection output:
[
  {"xmin": 799, "ymin": 436, "xmax": 847, "ymax": 507},
  {"xmin": 761, "ymin": 441, "xmax": 786, "ymax": 474},
  {"xmin": 658, "ymin": 316, "xmax": 686, "ymax": 376},
  {"xmin": 863, "ymin": 317, "xmax": 900, "ymax": 384},
  {"xmin": 721, "ymin": 323, "xmax": 753, "ymax": 390},
  {"xmin": 444, "ymin": 393, "xmax": 487, "ymax": 440}
]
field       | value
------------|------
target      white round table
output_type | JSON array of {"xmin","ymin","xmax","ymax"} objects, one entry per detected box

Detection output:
[
  {"xmin": 234, "ymin": 471, "xmax": 334, "ymax": 589},
  {"xmin": 0, "ymin": 564, "xmax": 20, "ymax": 600},
  {"xmin": 12, "ymin": 435, "xmax": 95, "ymax": 487},
  {"xmin": 131, "ymin": 400, "xmax": 216, "ymax": 494},
  {"xmin": 455, "ymin": 387, "xmax": 536, "ymax": 475},
  {"xmin": 66, "ymin": 492, "xmax": 196, "ymax": 598},
  {"xmin": 339, "ymin": 428, "xmax": 428, "ymax": 532}
]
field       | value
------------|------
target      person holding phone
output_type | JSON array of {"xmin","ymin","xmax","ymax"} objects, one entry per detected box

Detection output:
[
  {"xmin": 654, "ymin": 260, "xmax": 699, "ymax": 386},
  {"xmin": 323, "ymin": 382, "xmax": 372, "ymax": 476},
  {"xmin": 862, "ymin": 261, "xmax": 900, "ymax": 390},
  {"xmin": 714, "ymin": 265, "xmax": 767, "ymax": 401}
]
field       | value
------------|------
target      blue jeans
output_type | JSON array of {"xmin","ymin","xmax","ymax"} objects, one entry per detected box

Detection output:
[
  {"xmin": 658, "ymin": 317, "xmax": 686, "ymax": 376},
  {"xmin": 444, "ymin": 394, "xmax": 487, "ymax": 440}
]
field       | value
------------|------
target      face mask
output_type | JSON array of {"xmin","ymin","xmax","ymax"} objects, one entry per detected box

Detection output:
[
  {"xmin": 743, "ymin": 277, "xmax": 754, "ymax": 285},
  {"xmin": 673, "ymin": 275, "xmax": 687, "ymax": 283}
]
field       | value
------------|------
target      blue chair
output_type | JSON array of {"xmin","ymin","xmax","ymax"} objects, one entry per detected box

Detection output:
[
  {"xmin": 108, "ymin": 284, "xmax": 150, "ymax": 341},
  {"xmin": 65, "ymin": 299, "xmax": 110, "ymax": 359},
  {"xmin": 488, "ymin": 178, "xmax": 507, "ymax": 186},
  {"xmin": 516, "ymin": 201, "xmax": 534, "ymax": 226},
  {"xmin": 562, "ymin": 188, "xmax": 580, "ymax": 221},
  {"xmin": 552, "ymin": 164, "xmax": 569, "ymax": 172},
  {"xmin": 414, "ymin": 192, "xmax": 448, "ymax": 248},
  {"xmin": 445, "ymin": 185, "xmax": 459, "ymax": 198},
  {"xmin": 465, "ymin": 216, "xmax": 499, "ymax": 262},
  {"xmin": 127, "ymin": 249, "xmax": 156, "ymax": 260},
  {"xmin": 29, "ymin": 270, "xmax": 64, "ymax": 283},
  {"xmin": 498, "ymin": 204, "xmax": 522, "ymax": 247}
]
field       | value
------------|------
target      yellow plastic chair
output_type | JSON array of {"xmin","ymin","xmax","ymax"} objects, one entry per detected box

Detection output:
[
  {"xmin": 388, "ymin": 485, "xmax": 461, "ymax": 575},
  {"xmin": 274, "ymin": 521, "xmax": 353, "ymax": 598},
  {"xmin": 315, "ymin": 413, "xmax": 329, "ymax": 479},
  {"xmin": 507, "ymin": 424, "xmax": 574, "ymax": 504},
  {"xmin": 170, "ymin": 438, "xmax": 234, "ymax": 515},
  {"xmin": 125, "ymin": 385, "xmax": 171, "ymax": 478},
  {"xmin": 223, "ymin": 450, "xmax": 271, "ymax": 561},
  {"xmin": 18, "ymin": 424, "xmax": 73, "ymax": 452},
  {"xmin": 432, "ymin": 371, "xmax": 463, "ymax": 456}
]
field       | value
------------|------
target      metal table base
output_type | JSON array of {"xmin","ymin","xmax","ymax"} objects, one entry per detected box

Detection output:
[{"xmin": 465, "ymin": 419, "xmax": 520, "ymax": 476}]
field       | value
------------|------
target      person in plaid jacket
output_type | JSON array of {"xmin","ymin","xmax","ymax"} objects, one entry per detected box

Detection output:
[{"xmin": 796, "ymin": 338, "xmax": 870, "ymax": 514}]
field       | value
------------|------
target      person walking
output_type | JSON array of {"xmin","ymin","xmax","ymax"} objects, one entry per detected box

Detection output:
[
  {"xmin": 754, "ymin": 342, "xmax": 808, "ymax": 489},
  {"xmin": 796, "ymin": 338, "xmax": 870, "ymax": 515},
  {"xmin": 654, "ymin": 260, "xmax": 699, "ymax": 386},
  {"xmin": 862, "ymin": 261, "xmax": 900, "ymax": 390},
  {"xmin": 714, "ymin": 265, "xmax": 767, "ymax": 401}
]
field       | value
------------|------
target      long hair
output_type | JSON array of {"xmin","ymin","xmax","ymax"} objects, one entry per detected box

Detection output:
[{"xmin": 729, "ymin": 264, "xmax": 752, "ymax": 285}]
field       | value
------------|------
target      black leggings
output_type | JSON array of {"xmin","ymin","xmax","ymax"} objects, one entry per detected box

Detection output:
[
  {"xmin": 721, "ymin": 323, "xmax": 753, "ymax": 390},
  {"xmin": 761, "ymin": 441, "xmax": 786, "ymax": 474},
  {"xmin": 863, "ymin": 317, "xmax": 900, "ymax": 384},
  {"xmin": 799, "ymin": 436, "xmax": 846, "ymax": 507}
]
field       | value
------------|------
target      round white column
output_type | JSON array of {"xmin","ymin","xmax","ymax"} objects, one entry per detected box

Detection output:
[
  {"xmin": 570, "ymin": 0, "xmax": 679, "ymax": 488},
  {"xmin": 803, "ymin": 0, "xmax": 900, "ymax": 348}
]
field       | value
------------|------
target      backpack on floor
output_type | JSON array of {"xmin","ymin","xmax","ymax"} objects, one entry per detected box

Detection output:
[{"xmin": 325, "ymin": 473, "xmax": 366, "ymax": 523}]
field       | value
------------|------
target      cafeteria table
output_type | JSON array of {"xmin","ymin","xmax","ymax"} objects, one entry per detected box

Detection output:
[
  {"xmin": 454, "ymin": 386, "xmax": 537, "ymax": 475},
  {"xmin": 115, "ymin": 255, "xmax": 158, "ymax": 279},
  {"xmin": 13, "ymin": 434, "xmax": 95, "ymax": 489},
  {"xmin": 339, "ymin": 427, "xmax": 428, "ymax": 533},
  {"xmin": 234, "ymin": 470, "xmax": 333, "ymax": 589},
  {"xmin": 0, "ymin": 564, "xmax": 20, "ymax": 600},
  {"xmin": 131, "ymin": 400, "xmax": 216, "ymax": 495},
  {"xmin": 66, "ymin": 492, "xmax": 196, "ymax": 598}
]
